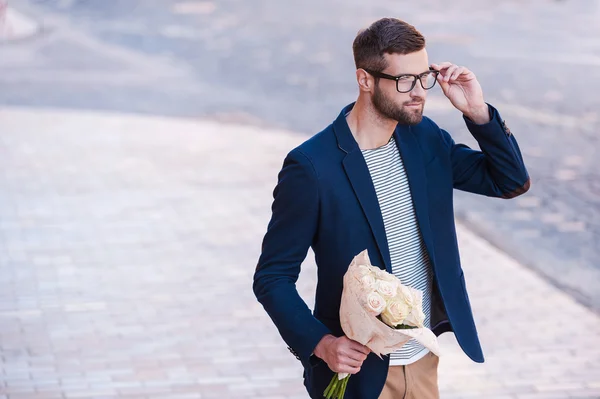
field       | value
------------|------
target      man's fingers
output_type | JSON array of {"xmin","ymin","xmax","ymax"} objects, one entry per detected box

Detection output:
[
  {"xmin": 349, "ymin": 342, "xmax": 370, "ymax": 356},
  {"xmin": 352, "ymin": 347, "xmax": 369, "ymax": 358},
  {"xmin": 450, "ymin": 66, "xmax": 466, "ymax": 81},
  {"xmin": 431, "ymin": 61, "xmax": 453, "ymax": 71},
  {"xmin": 444, "ymin": 65, "xmax": 458, "ymax": 82},
  {"xmin": 341, "ymin": 337, "xmax": 368, "ymax": 353},
  {"xmin": 332, "ymin": 352, "xmax": 362, "ymax": 368},
  {"xmin": 345, "ymin": 348, "xmax": 368, "ymax": 362},
  {"xmin": 356, "ymin": 345, "xmax": 371, "ymax": 356},
  {"xmin": 432, "ymin": 62, "xmax": 461, "ymax": 82},
  {"xmin": 338, "ymin": 355, "xmax": 363, "ymax": 368},
  {"xmin": 432, "ymin": 63, "xmax": 474, "ymax": 84},
  {"xmin": 435, "ymin": 74, "xmax": 450, "ymax": 95},
  {"xmin": 328, "ymin": 337, "xmax": 368, "ymax": 374}
]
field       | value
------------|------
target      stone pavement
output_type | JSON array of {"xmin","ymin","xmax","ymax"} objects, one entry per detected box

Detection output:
[{"xmin": 0, "ymin": 107, "xmax": 599, "ymax": 399}]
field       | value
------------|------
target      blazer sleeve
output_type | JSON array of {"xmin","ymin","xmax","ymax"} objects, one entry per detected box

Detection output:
[
  {"xmin": 438, "ymin": 104, "xmax": 531, "ymax": 198},
  {"xmin": 253, "ymin": 148, "xmax": 331, "ymax": 370}
]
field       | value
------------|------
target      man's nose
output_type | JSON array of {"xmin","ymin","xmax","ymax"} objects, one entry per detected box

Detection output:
[{"xmin": 411, "ymin": 80, "xmax": 426, "ymax": 97}]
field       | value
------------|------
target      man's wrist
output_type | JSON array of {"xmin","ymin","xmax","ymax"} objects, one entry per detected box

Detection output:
[
  {"xmin": 313, "ymin": 334, "xmax": 336, "ymax": 359},
  {"xmin": 464, "ymin": 104, "xmax": 490, "ymax": 125}
]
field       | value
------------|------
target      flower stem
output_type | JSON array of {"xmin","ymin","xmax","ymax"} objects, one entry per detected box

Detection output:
[
  {"xmin": 323, "ymin": 374, "xmax": 351, "ymax": 399},
  {"xmin": 340, "ymin": 375, "xmax": 349, "ymax": 398},
  {"xmin": 324, "ymin": 374, "xmax": 338, "ymax": 398}
]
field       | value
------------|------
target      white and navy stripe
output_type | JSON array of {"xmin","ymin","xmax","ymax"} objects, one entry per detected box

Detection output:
[{"xmin": 362, "ymin": 136, "xmax": 433, "ymax": 366}]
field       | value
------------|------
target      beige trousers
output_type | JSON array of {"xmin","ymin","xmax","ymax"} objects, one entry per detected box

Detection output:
[{"xmin": 378, "ymin": 352, "xmax": 440, "ymax": 399}]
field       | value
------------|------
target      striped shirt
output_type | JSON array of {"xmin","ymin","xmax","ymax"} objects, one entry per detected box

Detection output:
[{"xmin": 362, "ymin": 136, "xmax": 433, "ymax": 366}]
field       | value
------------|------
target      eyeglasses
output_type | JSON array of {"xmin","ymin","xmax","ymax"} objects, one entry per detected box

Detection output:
[{"xmin": 363, "ymin": 67, "xmax": 440, "ymax": 93}]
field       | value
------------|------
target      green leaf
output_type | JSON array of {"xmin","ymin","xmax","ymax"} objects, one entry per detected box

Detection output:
[
  {"xmin": 376, "ymin": 315, "xmax": 418, "ymax": 329},
  {"xmin": 393, "ymin": 324, "xmax": 418, "ymax": 330}
]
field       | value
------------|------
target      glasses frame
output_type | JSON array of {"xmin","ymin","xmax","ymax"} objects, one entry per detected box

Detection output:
[{"xmin": 363, "ymin": 67, "xmax": 440, "ymax": 93}]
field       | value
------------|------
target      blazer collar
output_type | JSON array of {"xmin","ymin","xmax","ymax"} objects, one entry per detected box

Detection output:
[{"xmin": 333, "ymin": 103, "xmax": 360, "ymax": 154}]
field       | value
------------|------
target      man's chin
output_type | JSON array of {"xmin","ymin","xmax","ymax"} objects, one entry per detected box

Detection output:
[
  {"xmin": 405, "ymin": 111, "xmax": 424, "ymax": 126},
  {"xmin": 376, "ymin": 107, "xmax": 423, "ymax": 125}
]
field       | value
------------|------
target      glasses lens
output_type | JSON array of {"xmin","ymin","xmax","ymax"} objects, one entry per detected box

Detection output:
[
  {"xmin": 396, "ymin": 76, "xmax": 415, "ymax": 93},
  {"xmin": 421, "ymin": 72, "xmax": 437, "ymax": 89}
]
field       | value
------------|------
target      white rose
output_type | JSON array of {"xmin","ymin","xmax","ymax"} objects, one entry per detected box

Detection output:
[
  {"xmin": 359, "ymin": 273, "xmax": 377, "ymax": 289},
  {"xmin": 413, "ymin": 308, "xmax": 425, "ymax": 327},
  {"xmin": 375, "ymin": 269, "xmax": 399, "ymax": 283},
  {"xmin": 380, "ymin": 298, "xmax": 410, "ymax": 327},
  {"xmin": 398, "ymin": 286, "xmax": 415, "ymax": 307},
  {"xmin": 404, "ymin": 307, "xmax": 426, "ymax": 328},
  {"xmin": 376, "ymin": 279, "xmax": 398, "ymax": 298},
  {"xmin": 402, "ymin": 288, "xmax": 425, "ymax": 327},
  {"xmin": 365, "ymin": 291, "xmax": 386, "ymax": 315}
]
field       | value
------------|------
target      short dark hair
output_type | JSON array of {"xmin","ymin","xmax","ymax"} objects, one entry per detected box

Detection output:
[{"xmin": 352, "ymin": 18, "xmax": 425, "ymax": 72}]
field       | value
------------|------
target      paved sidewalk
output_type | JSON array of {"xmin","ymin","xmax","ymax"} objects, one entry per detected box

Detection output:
[{"xmin": 0, "ymin": 107, "xmax": 599, "ymax": 399}]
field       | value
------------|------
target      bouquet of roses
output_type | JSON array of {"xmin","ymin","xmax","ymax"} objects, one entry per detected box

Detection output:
[{"xmin": 323, "ymin": 249, "xmax": 440, "ymax": 399}]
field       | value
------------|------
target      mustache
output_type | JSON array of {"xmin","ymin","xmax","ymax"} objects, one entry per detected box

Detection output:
[{"xmin": 404, "ymin": 98, "xmax": 425, "ymax": 106}]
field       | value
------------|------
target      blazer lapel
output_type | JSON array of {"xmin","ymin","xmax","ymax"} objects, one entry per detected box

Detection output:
[
  {"xmin": 342, "ymin": 152, "xmax": 392, "ymax": 273},
  {"xmin": 393, "ymin": 126, "xmax": 437, "ymax": 269},
  {"xmin": 334, "ymin": 104, "xmax": 392, "ymax": 273}
]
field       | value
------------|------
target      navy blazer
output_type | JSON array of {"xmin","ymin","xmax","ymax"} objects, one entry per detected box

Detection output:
[{"xmin": 253, "ymin": 103, "xmax": 530, "ymax": 399}]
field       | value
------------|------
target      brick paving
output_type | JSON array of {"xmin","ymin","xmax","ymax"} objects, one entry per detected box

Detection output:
[{"xmin": 0, "ymin": 107, "xmax": 599, "ymax": 399}]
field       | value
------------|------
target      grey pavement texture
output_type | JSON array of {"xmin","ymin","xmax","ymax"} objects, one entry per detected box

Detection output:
[
  {"xmin": 1, "ymin": 0, "xmax": 599, "ymax": 310},
  {"xmin": 0, "ymin": 108, "xmax": 599, "ymax": 398}
]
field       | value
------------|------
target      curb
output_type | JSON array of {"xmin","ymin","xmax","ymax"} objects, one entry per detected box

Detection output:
[{"xmin": 0, "ymin": 3, "xmax": 40, "ymax": 42}]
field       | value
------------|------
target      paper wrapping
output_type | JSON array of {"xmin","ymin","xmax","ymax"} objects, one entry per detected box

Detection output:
[{"xmin": 339, "ymin": 249, "xmax": 441, "ymax": 359}]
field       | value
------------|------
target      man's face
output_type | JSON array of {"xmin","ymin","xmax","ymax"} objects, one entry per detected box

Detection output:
[{"xmin": 371, "ymin": 49, "xmax": 430, "ymax": 125}]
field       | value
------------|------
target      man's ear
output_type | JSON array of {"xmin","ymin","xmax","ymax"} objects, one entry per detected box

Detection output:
[{"xmin": 356, "ymin": 69, "xmax": 374, "ymax": 93}]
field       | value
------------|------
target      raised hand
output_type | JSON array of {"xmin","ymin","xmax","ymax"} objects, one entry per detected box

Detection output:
[{"xmin": 430, "ymin": 62, "xmax": 490, "ymax": 124}]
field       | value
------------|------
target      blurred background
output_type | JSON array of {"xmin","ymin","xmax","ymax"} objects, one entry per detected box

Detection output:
[{"xmin": 1, "ymin": 0, "xmax": 599, "ymax": 398}]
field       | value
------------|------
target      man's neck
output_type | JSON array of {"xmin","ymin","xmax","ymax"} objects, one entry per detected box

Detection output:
[{"xmin": 346, "ymin": 98, "xmax": 397, "ymax": 151}]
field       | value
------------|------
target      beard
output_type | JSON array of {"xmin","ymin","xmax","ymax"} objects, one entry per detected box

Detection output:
[{"xmin": 372, "ymin": 84, "xmax": 424, "ymax": 126}]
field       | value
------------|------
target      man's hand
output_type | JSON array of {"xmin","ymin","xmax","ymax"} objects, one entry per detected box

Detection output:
[
  {"xmin": 430, "ymin": 62, "xmax": 490, "ymax": 124},
  {"xmin": 313, "ymin": 335, "xmax": 370, "ymax": 374}
]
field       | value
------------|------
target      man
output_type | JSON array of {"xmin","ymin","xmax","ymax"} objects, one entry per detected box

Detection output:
[{"xmin": 253, "ymin": 17, "xmax": 530, "ymax": 399}]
